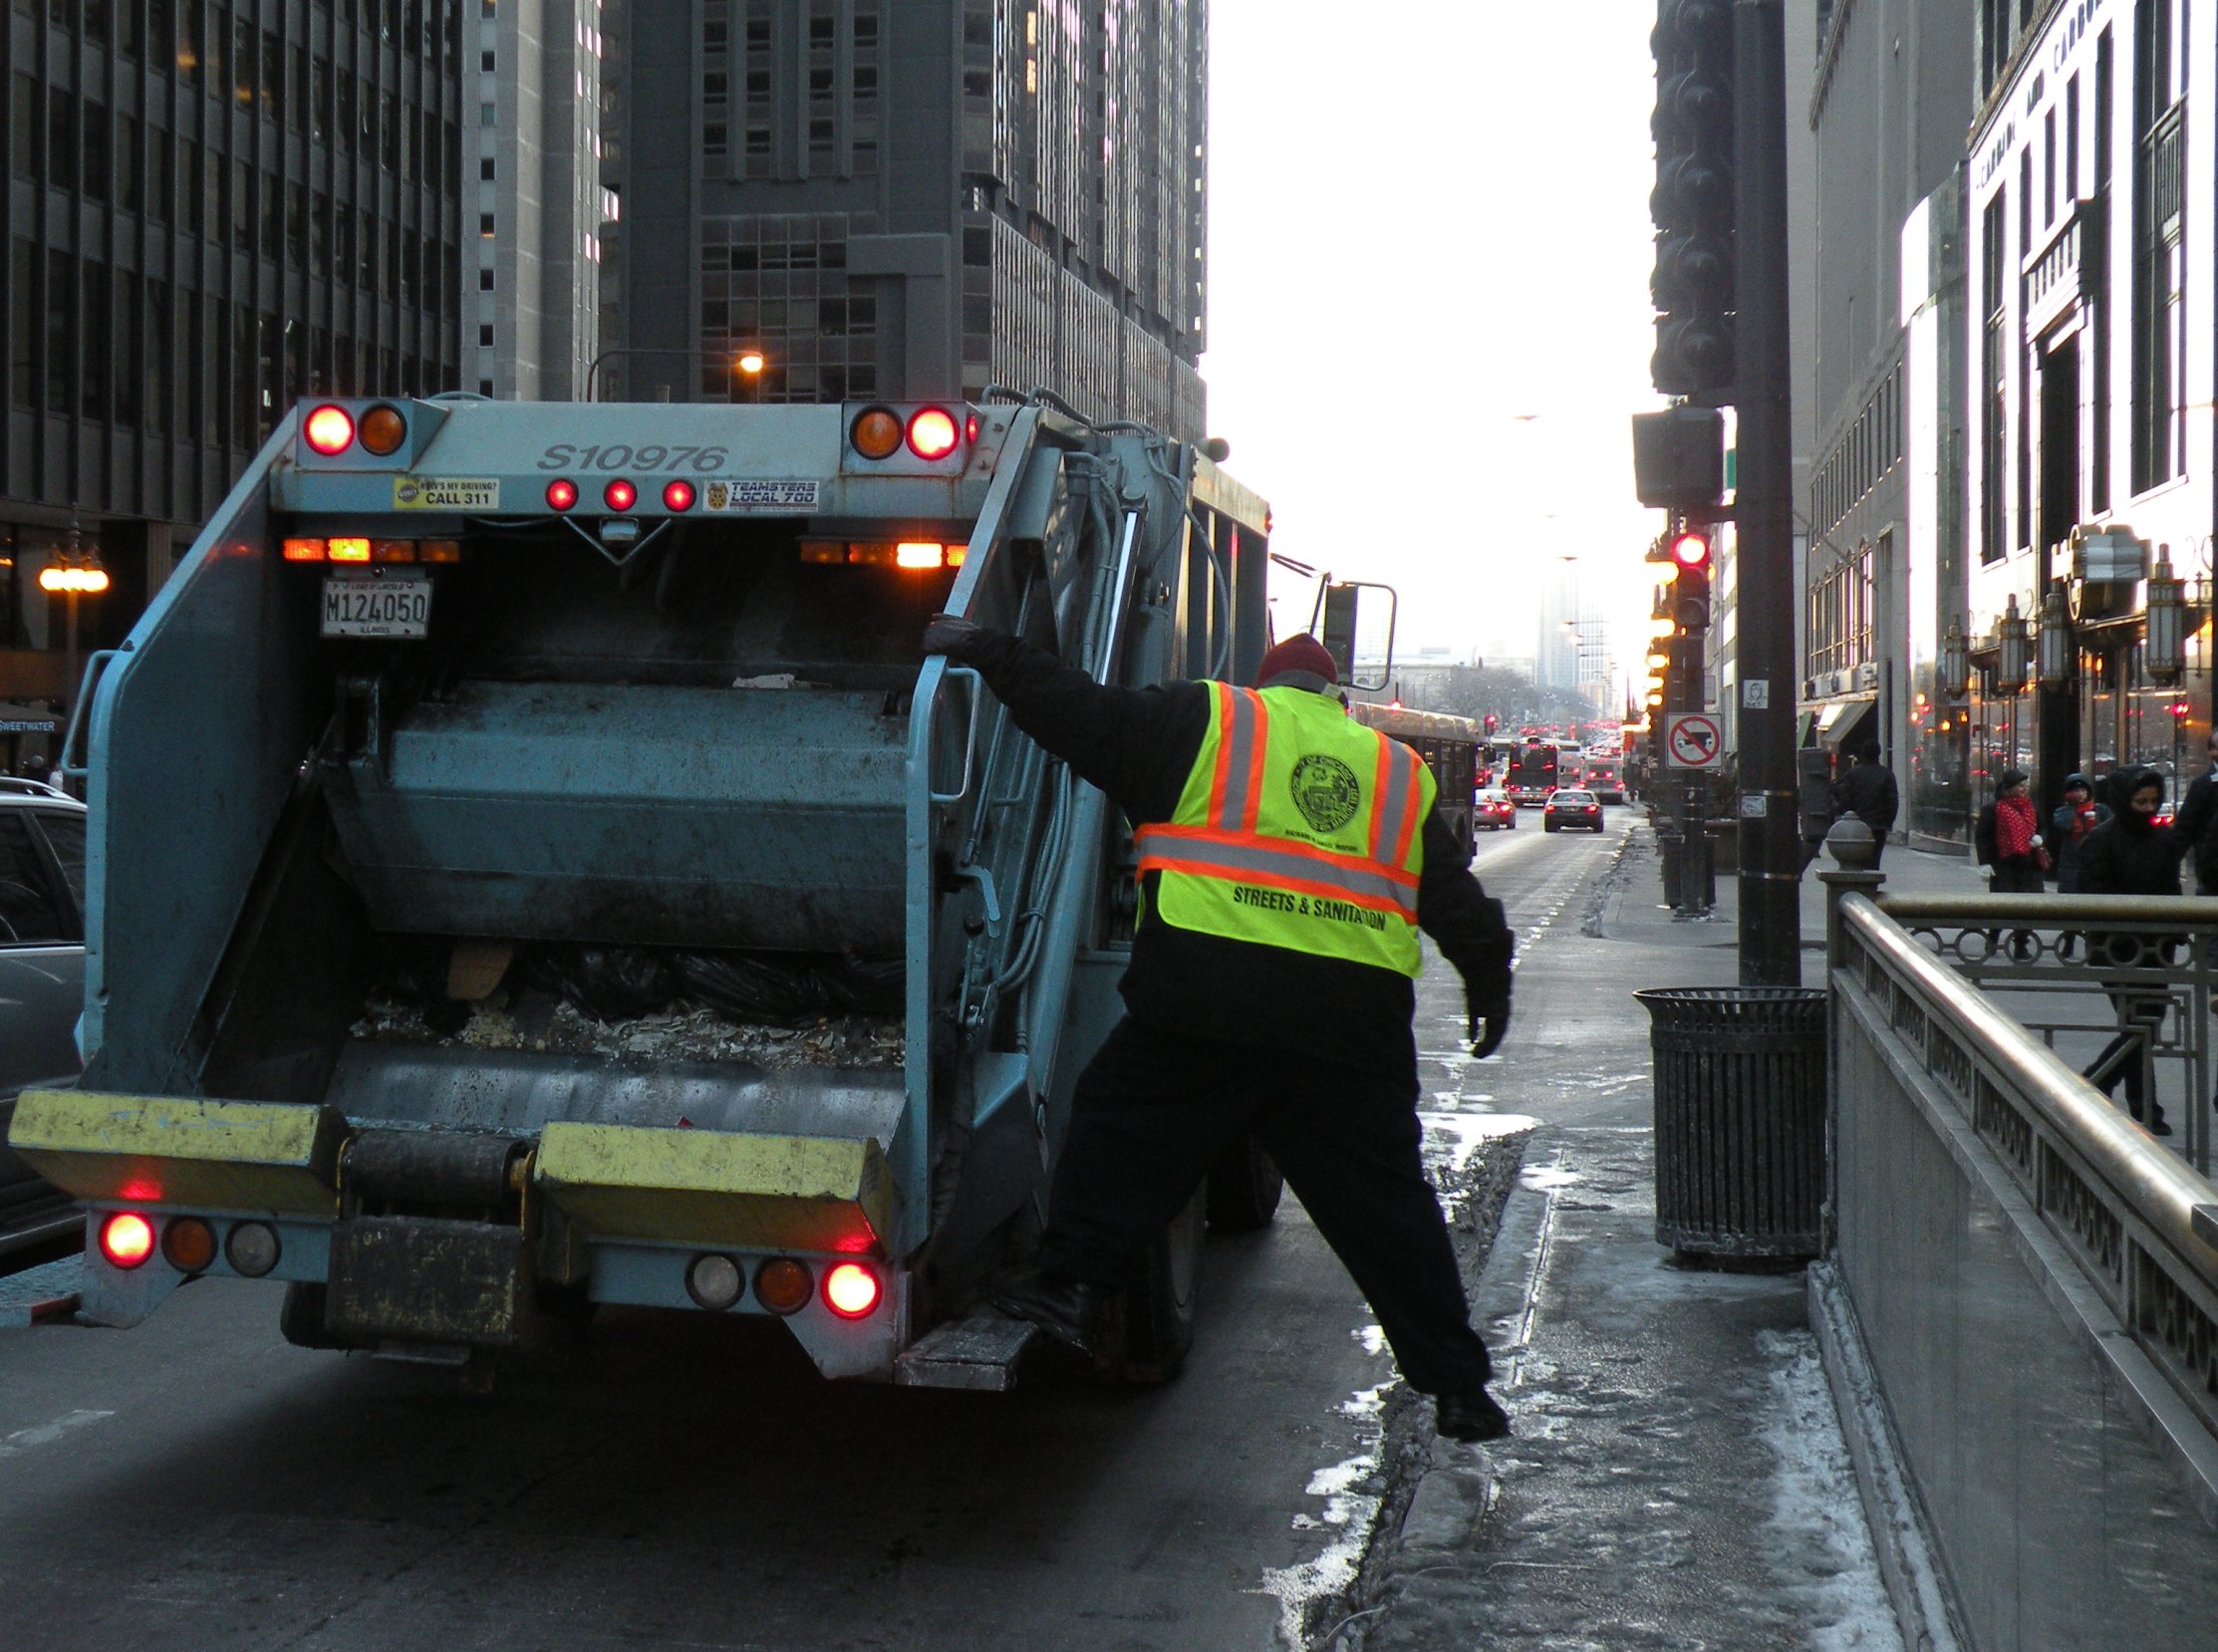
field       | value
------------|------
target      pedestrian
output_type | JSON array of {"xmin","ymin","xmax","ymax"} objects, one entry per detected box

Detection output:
[
  {"xmin": 2050, "ymin": 773, "xmax": 2111, "ymax": 960},
  {"xmin": 2077, "ymin": 766, "xmax": 2180, "ymax": 1135},
  {"xmin": 1829, "ymin": 738, "xmax": 1900, "ymax": 866},
  {"xmin": 2166, "ymin": 727, "xmax": 2218, "ymax": 897},
  {"xmin": 1986, "ymin": 770, "xmax": 2047, "ymax": 893},
  {"xmin": 923, "ymin": 617, "xmax": 1520, "ymax": 1443}
]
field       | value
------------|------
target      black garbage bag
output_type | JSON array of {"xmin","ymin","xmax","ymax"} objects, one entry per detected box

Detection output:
[
  {"xmin": 673, "ymin": 952, "xmax": 824, "ymax": 1025},
  {"xmin": 517, "ymin": 945, "xmax": 681, "ymax": 1022},
  {"xmin": 816, "ymin": 956, "xmax": 904, "ymax": 1016}
]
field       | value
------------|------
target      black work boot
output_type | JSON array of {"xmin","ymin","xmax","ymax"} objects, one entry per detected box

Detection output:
[
  {"xmin": 1435, "ymin": 1387, "xmax": 1513, "ymax": 1443},
  {"xmin": 983, "ymin": 1269, "xmax": 1106, "ymax": 1357}
]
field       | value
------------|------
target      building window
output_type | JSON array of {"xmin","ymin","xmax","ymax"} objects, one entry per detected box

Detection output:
[
  {"xmin": 480, "ymin": 212, "xmax": 495, "ymax": 236},
  {"xmin": 1980, "ymin": 194, "xmax": 2008, "ymax": 565},
  {"xmin": 478, "ymin": 323, "xmax": 494, "ymax": 346},
  {"xmin": 2130, "ymin": 0, "xmax": 2186, "ymax": 494}
]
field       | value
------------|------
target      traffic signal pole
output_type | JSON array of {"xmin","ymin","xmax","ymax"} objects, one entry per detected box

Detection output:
[{"xmin": 1731, "ymin": 0, "xmax": 1800, "ymax": 985}]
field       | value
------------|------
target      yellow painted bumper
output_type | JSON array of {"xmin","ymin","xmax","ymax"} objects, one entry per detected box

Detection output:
[
  {"xmin": 534, "ymin": 1124, "xmax": 895, "ymax": 1255},
  {"xmin": 6, "ymin": 1090, "xmax": 346, "ymax": 1216}
]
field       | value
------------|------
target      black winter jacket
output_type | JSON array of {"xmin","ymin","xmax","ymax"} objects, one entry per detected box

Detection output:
[
  {"xmin": 2170, "ymin": 768, "xmax": 2218, "ymax": 892},
  {"xmin": 2078, "ymin": 782, "xmax": 2183, "ymax": 968},
  {"xmin": 956, "ymin": 630, "xmax": 1516, "ymax": 1076},
  {"xmin": 1830, "ymin": 760, "xmax": 1899, "ymax": 835}
]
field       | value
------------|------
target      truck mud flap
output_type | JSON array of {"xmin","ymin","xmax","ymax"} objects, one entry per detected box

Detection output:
[
  {"xmin": 5, "ymin": 1090, "xmax": 345, "ymax": 1215},
  {"xmin": 533, "ymin": 1123, "xmax": 896, "ymax": 1254}
]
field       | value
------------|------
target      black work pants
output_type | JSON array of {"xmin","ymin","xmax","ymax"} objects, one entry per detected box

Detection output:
[{"xmin": 1038, "ymin": 1015, "xmax": 1493, "ymax": 1398}]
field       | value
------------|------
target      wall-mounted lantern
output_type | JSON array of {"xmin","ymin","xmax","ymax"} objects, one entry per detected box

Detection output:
[
  {"xmin": 1996, "ymin": 593, "xmax": 2031, "ymax": 693},
  {"xmin": 2038, "ymin": 579, "xmax": 2074, "ymax": 688},
  {"xmin": 1939, "ymin": 619, "xmax": 1970, "ymax": 698},
  {"xmin": 2147, "ymin": 545, "xmax": 2185, "ymax": 685}
]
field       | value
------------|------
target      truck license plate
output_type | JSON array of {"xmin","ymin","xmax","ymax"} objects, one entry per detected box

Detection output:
[{"xmin": 321, "ymin": 571, "xmax": 430, "ymax": 638}]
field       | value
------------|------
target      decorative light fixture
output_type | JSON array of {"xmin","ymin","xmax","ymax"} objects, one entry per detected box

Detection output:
[
  {"xmin": 2038, "ymin": 578, "xmax": 2074, "ymax": 688},
  {"xmin": 2147, "ymin": 544, "xmax": 2186, "ymax": 685},
  {"xmin": 1939, "ymin": 618, "xmax": 1970, "ymax": 698},
  {"xmin": 1996, "ymin": 593, "xmax": 2031, "ymax": 694}
]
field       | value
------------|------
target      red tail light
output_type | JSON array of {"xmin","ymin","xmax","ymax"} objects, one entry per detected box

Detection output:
[
  {"xmin": 604, "ymin": 478, "xmax": 637, "ymax": 511},
  {"xmin": 823, "ymin": 1262, "xmax": 882, "ymax": 1319},
  {"xmin": 100, "ymin": 1212, "xmax": 156, "ymax": 1269},
  {"xmin": 663, "ymin": 479, "xmax": 696, "ymax": 511},
  {"xmin": 905, "ymin": 408, "xmax": 960, "ymax": 460},
  {"xmin": 304, "ymin": 405, "xmax": 355, "ymax": 455},
  {"xmin": 546, "ymin": 478, "xmax": 579, "ymax": 510}
]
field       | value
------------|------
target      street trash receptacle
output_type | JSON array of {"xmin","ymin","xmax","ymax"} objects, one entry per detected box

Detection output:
[{"xmin": 1634, "ymin": 986, "xmax": 1827, "ymax": 1259}]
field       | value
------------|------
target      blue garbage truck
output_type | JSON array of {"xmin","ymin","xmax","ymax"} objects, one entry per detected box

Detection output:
[{"xmin": 5, "ymin": 393, "xmax": 1277, "ymax": 1386}]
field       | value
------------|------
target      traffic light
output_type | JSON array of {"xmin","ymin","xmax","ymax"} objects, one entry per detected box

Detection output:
[
  {"xmin": 1668, "ymin": 527, "xmax": 1712, "ymax": 631},
  {"xmin": 1650, "ymin": 0, "xmax": 1735, "ymax": 396},
  {"xmin": 1484, "ymin": 713, "xmax": 1498, "ymax": 734}
]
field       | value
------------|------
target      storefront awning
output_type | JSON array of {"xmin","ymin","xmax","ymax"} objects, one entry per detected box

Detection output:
[
  {"xmin": 0, "ymin": 700, "xmax": 61, "ymax": 735},
  {"xmin": 1813, "ymin": 697, "xmax": 1877, "ymax": 752}
]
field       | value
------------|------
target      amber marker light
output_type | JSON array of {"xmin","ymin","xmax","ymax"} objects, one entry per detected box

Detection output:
[
  {"xmin": 895, "ymin": 542, "xmax": 945, "ymax": 569},
  {"xmin": 100, "ymin": 1212, "xmax": 156, "ymax": 1269},
  {"xmin": 162, "ymin": 1217, "xmax": 217, "ymax": 1273},
  {"xmin": 304, "ymin": 404, "xmax": 356, "ymax": 454},
  {"xmin": 327, "ymin": 538, "xmax": 372, "ymax": 563},
  {"xmin": 283, "ymin": 538, "xmax": 328, "ymax": 562},
  {"xmin": 823, "ymin": 1261, "xmax": 882, "ymax": 1319},
  {"xmin": 358, "ymin": 403, "xmax": 408, "ymax": 455},
  {"xmin": 755, "ymin": 1258, "xmax": 813, "ymax": 1315},
  {"xmin": 850, "ymin": 407, "xmax": 904, "ymax": 460}
]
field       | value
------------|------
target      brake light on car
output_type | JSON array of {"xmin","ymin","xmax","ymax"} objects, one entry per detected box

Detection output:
[
  {"xmin": 304, "ymin": 405, "xmax": 355, "ymax": 455},
  {"xmin": 823, "ymin": 1261, "xmax": 882, "ymax": 1319},
  {"xmin": 906, "ymin": 408, "xmax": 961, "ymax": 460},
  {"xmin": 100, "ymin": 1212, "xmax": 156, "ymax": 1269}
]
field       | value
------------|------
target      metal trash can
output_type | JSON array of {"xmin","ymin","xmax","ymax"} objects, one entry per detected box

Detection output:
[{"xmin": 1633, "ymin": 986, "xmax": 1827, "ymax": 1259}]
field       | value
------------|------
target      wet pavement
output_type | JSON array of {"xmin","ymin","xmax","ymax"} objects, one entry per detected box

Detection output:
[{"xmin": 1347, "ymin": 826, "xmax": 1963, "ymax": 1651}]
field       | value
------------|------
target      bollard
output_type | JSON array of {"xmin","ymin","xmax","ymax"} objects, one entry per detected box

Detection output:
[{"xmin": 1814, "ymin": 817, "xmax": 1886, "ymax": 969}]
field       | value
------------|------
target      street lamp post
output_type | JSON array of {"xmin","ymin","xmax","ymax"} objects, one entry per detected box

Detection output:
[{"xmin": 37, "ymin": 529, "xmax": 111, "ymax": 728}]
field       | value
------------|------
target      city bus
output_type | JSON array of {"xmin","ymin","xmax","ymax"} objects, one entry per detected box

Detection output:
[
  {"xmin": 1505, "ymin": 737, "xmax": 1583, "ymax": 805},
  {"xmin": 1350, "ymin": 703, "xmax": 1484, "ymax": 852}
]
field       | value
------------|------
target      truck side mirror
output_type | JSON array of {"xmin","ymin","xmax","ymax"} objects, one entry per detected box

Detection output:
[{"xmin": 1315, "ymin": 581, "xmax": 1397, "ymax": 694}]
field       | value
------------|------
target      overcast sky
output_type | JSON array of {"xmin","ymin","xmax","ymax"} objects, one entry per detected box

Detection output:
[{"xmin": 1204, "ymin": 1, "xmax": 1665, "ymax": 685}]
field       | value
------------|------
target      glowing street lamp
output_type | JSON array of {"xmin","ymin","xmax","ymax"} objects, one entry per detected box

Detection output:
[{"xmin": 38, "ymin": 530, "xmax": 111, "ymax": 729}]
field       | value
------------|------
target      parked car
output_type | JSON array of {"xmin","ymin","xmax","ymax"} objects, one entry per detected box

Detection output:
[
  {"xmin": 1541, "ymin": 788, "xmax": 1604, "ymax": 833},
  {"xmin": 1476, "ymin": 789, "xmax": 1518, "ymax": 830},
  {"xmin": 0, "ymin": 777, "xmax": 87, "ymax": 1232}
]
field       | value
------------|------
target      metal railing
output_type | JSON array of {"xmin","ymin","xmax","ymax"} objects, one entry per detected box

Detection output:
[
  {"xmin": 1877, "ymin": 894, "xmax": 2218, "ymax": 1174},
  {"xmin": 1836, "ymin": 892, "xmax": 2218, "ymax": 1444}
]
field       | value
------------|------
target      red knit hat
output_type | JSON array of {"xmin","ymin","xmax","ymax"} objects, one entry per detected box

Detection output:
[{"xmin": 1256, "ymin": 634, "xmax": 1338, "ymax": 687}]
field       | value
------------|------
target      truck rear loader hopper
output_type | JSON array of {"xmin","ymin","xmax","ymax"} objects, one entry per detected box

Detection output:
[{"xmin": 8, "ymin": 394, "xmax": 1275, "ymax": 1385}]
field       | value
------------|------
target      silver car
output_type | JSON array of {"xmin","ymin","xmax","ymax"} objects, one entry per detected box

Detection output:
[{"xmin": 0, "ymin": 777, "xmax": 86, "ymax": 1231}]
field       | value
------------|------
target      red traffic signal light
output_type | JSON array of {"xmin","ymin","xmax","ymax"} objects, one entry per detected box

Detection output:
[{"xmin": 1669, "ymin": 530, "xmax": 1711, "ymax": 569}]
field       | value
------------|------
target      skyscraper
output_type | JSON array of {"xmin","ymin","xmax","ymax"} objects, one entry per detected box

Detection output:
[
  {"xmin": 1, "ymin": 0, "xmax": 466, "ymax": 755},
  {"xmin": 606, "ymin": 0, "xmax": 1206, "ymax": 434}
]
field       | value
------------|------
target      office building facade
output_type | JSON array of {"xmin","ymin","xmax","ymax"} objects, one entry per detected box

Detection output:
[
  {"xmin": 609, "ymin": 0, "xmax": 1206, "ymax": 434},
  {"xmin": 2, "ymin": 0, "xmax": 466, "ymax": 760},
  {"xmin": 471, "ymin": 0, "xmax": 608, "ymax": 401}
]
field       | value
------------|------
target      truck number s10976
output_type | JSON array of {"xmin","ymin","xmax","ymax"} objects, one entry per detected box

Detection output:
[
  {"xmin": 321, "ymin": 574, "xmax": 431, "ymax": 639},
  {"xmin": 537, "ymin": 444, "xmax": 729, "ymax": 472}
]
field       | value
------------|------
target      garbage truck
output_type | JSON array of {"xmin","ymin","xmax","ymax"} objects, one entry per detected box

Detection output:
[{"xmin": 5, "ymin": 392, "xmax": 1280, "ymax": 1387}]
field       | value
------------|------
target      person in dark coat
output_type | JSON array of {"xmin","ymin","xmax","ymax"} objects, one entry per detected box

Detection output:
[
  {"xmin": 924, "ymin": 617, "xmax": 1519, "ymax": 1442},
  {"xmin": 2077, "ymin": 766, "xmax": 2181, "ymax": 1134},
  {"xmin": 2166, "ymin": 728, "xmax": 2218, "ymax": 896},
  {"xmin": 1830, "ymin": 739, "xmax": 1900, "ymax": 866},
  {"xmin": 2050, "ymin": 772, "xmax": 2111, "ymax": 960}
]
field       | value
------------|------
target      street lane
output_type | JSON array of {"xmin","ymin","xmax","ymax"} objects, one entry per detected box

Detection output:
[{"xmin": 0, "ymin": 817, "xmax": 1632, "ymax": 1652}]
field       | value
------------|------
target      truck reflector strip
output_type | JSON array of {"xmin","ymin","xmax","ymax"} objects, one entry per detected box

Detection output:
[{"xmin": 799, "ymin": 542, "xmax": 962, "ymax": 569}]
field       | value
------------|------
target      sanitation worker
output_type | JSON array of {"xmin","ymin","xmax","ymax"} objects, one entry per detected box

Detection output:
[{"xmin": 922, "ymin": 618, "xmax": 1518, "ymax": 1442}]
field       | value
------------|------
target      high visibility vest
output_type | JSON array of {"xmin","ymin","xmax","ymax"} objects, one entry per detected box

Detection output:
[{"xmin": 1133, "ymin": 684, "xmax": 1434, "ymax": 976}]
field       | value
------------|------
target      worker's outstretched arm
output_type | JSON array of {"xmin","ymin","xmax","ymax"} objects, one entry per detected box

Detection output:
[
  {"xmin": 1416, "ymin": 813, "xmax": 1516, "ymax": 1058},
  {"xmin": 923, "ymin": 616, "xmax": 1206, "ymax": 819}
]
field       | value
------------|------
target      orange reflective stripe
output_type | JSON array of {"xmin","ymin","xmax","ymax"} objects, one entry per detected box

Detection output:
[
  {"xmin": 1389, "ymin": 746, "xmax": 1424, "ymax": 865},
  {"xmin": 1134, "ymin": 825, "xmax": 1421, "ymax": 918},
  {"xmin": 1208, "ymin": 682, "xmax": 1239, "ymax": 825},
  {"xmin": 1239, "ymin": 690, "xmax": 1266, "ymax": 829},
  {"xmin": 1368, "ymin": 736, "xmax": 1394, "ymax": 852},
  {"xmin": 1137, "ymin": 852, "xmax": 1415, "ymax": 922},
  {"xmin": 1135, "ymin": 822, "xmax": 1420, "ymax": 891}
]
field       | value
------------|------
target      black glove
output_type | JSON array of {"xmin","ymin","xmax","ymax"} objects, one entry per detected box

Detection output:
[
  {"xmin": 924, "ymin": 612, "xmax": 988, "ymax": 662},
  {"xmin": 1466, "ymin": 972, "xmax": 1513, "ymax": 1059}
]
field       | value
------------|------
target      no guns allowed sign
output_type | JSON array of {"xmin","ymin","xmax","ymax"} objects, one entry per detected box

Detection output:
[{"xmin": 1663, "ymin": 712, "xmax": 1724, "ymax": 770}]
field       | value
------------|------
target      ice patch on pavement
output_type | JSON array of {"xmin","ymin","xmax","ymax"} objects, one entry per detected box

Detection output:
[
  {"xmin": 1258, "ymin": 1446, "xmax": 1386, "ymax": 1648},
  {"xmin": 1355, "ymin": 1323, "xmax": 1388, "ymax": 1357},
  {"xmin": 1418, "ymin": 1110, "xmax": 1536, "ymax": 1174},
  {"xmin": 1756, "ymin": 1329, "xmax": 1907, "ymax": 1651},
  {"xmin": 1340, "ymin": 1383, "xmax": 1390, "ymax": 1420},
  {"xmin": 1521, "ymin": 1164, "xmax": 1581, "ymax": 1191}
]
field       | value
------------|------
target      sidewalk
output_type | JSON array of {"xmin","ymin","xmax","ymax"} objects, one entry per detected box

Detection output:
[{"xmin": 1354, "ymin": 832, "xmax": 1984, "ymax": 1651}]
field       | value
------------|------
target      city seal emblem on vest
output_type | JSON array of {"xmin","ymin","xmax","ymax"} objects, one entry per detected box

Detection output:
[{"xmin": 1289, "ymin": 753, "xmax": 1362, "ymax": 832}]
